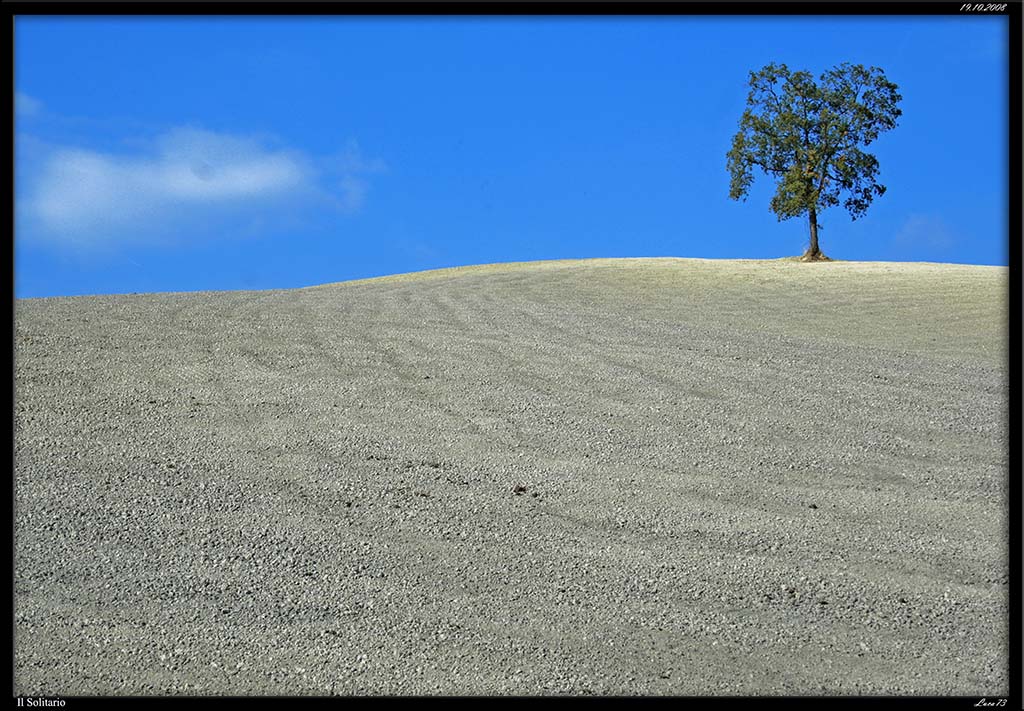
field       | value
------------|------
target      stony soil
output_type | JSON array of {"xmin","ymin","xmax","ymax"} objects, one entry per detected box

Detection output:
[{"xmin": 13, "ymin": 257, "xmax": 1009, "ymax": 696}]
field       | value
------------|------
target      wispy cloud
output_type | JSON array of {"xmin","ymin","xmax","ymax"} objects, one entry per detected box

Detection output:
[
  {"xmin": 889, "ymin": 214, "xmax": 957, "ymax": 261},
  {"xmin": 16, "ymin": 92, "xmax": 43, "ymax": 117},
  {"xmin": 18, "ymin": 125, "xmax": 385, "ymax": 247},
  {"xmin": 337, "ymin": 175, "xmax": 370, "ymax": 213},
  {"xmin": 325, "ymin": 139, "xmax": 388, "ymax": 214},
  {"xmin": 24, "ymin": 128, "xmax": 307, "ymax": 241}
]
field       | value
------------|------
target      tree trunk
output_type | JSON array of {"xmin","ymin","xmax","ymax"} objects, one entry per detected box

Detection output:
[{"xmin": 801, "ymin": 207, "xmax": 828, "ymax": 261}]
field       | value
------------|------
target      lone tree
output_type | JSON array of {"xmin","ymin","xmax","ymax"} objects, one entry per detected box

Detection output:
[{"xmin": 727, "ymin": 62, "xmax": 902, "ymax": 261}]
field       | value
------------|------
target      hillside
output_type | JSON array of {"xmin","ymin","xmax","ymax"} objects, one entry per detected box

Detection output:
[{"xmin": 14, "ymin": 257, "xmax": 1009, "ymax": 695}]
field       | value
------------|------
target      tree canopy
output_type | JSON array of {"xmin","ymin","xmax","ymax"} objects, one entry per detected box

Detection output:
[{"xmin": 727, "ymin": 62, "xmax": 902, "ymax": 260}]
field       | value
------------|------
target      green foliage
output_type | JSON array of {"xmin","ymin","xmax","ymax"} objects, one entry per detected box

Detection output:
[{"xmin": 727, "ymin": 62, "xmax": 902, "ymax": 224}]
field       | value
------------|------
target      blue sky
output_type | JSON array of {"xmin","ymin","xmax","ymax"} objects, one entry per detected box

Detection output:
[{"xmin": 15, "ymin": 15, "xmax": 1010, "ymax": 298}]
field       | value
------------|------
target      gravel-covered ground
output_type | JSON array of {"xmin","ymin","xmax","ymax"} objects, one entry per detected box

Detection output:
[{"xmin": 14, "ymin": 257, "xmax": 1009, "ymax": 696}]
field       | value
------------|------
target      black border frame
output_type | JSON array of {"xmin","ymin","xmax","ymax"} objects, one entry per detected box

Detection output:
[{"xmin": 6, "ymin": 1, "xmax": 1021, "ymax": 706}]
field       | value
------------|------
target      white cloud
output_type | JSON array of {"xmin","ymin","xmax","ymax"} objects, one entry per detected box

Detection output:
[
  {"xmin": 337, "ymin": 175, "xmax": 369, "ymax": 213},
  {"xmin": 26, "ymin": 128, "xmax": 307, "ymax": 239},
  {"xmin": 887, "ymin": 213, "xmax": 960, "ymax": 263},
  {"xmin": 19, "ymin": 126, "xmax": 384, "ymax": 246},
  {"xmin": 324, "ymin": 139, "xmax": 388, "ymax": 214},
  {"xmin": 16, "ymin": 92, "xmax": 43, "ymax": 117},
  {"xmin": 893, "ymin": 214, "xmax": 956, "ymax": 251},
  {"xmin": 334, "ymin": 138, "xmax": 388, "ymax": 175}
]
